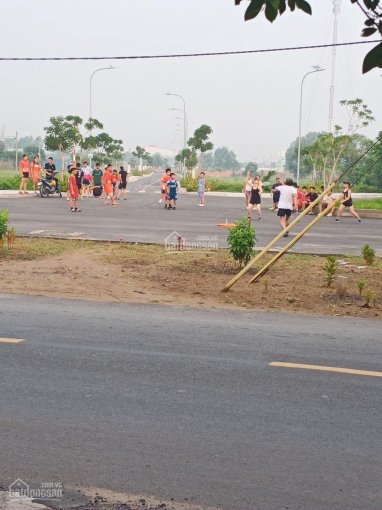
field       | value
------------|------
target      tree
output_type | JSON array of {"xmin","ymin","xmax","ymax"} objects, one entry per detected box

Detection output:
[
  {"xmin": 245, "ymin": 161, "xmax": 259, "ymax": 174},
  {"xmin": 151, "ymin": 153, "xmax": 165, "ymax": 168},
  {"xmin": 44, "ymin": 115, "xmax": 83, "ymax": 170},
  {"xmin": 187, "ymin": 124, "xmax": 214, "ymax": 175},
  {"xmin": 175, "ymin": 148, "xmax": 198, "ymax": 174},
  {"xmin": 202, "ymin": 151, "xmax": 214, "ymax": 169},
  {"xmin": 340, "ymin": 98, "xmax": 375, "ymax": 134},
  {"xmin": 81, "ymin": 119, "xmax": 124, "ymax": 164},
  {"xmin": 213, "ymin": 146, "xmax": 241, "ymax": 170},
  {"xmin": 300, "ymin": 98, "xmax": 374, "ymax": 185},
  {"xmin": 132, "ymin": 146, "xmax": 153, "ymax": 170},
  {"xmin": 345, "ymin": 132, "xmax": 382, "ymax": 190},
  {"xmin": 234, "ymin": 0, "xmax": 382, "ymax": 74},
  {"xmin": 23, "ymin": 145, "xmax": 46, "ymax": 161},
  {"xmin": 284, "ymin": 131, "xmax": 323, "ymax": 176}
]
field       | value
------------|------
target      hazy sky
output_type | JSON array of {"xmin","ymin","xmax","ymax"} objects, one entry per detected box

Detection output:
[{"xmin": 1, "ymin": 0, "xmax": 381, "ymax": 162}]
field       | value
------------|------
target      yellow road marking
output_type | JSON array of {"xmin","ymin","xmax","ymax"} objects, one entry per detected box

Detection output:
[
  {"xmin": 0, "ymin": 337, "xmax": 24, "ymax": 344},
  {"xmin": 270, "ymin": 362, "xmax": 382, "ymax": 378}
]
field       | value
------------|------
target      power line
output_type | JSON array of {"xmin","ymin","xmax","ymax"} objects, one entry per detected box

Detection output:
[{"xmin": 0, "ymin": 40, "xmax": 380, "ymax": 62}]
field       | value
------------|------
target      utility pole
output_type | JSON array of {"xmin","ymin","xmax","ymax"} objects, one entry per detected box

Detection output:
[{"xmin": 328, "ymin": 0, "xmax": 341, "ymax": 133}]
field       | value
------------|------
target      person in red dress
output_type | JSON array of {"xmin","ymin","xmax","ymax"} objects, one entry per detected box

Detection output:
[{"xmin": 68, "ymin": 167, "xmax": 81, "ymax": 212}]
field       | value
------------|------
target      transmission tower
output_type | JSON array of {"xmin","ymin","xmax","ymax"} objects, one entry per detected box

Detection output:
[{"xmin": 328, "ymin": 0, "xmax": 341, "ymax": 132}]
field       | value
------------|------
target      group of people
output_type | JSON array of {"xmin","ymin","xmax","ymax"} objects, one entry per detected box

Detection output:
[
  {"xmin": 19, "ymin": 155, "xmax": 362, "ymax": 226},
  {"xmin": 66, "ymin": 162, "xmax": 129, "ymax": 211},
  {"xmin": 244, "ymin": 172, "xmax": 362, "ymax": 234},
  {"xmin": 18, "ymin": 153, "xmax": 57, "ymax": 195},
  {"xmin": 18, "ymin": 154, "xmax": 130, "ymax": 209},
  {"xmin": 158, "ymin": 168, "xmax": 206, "ymax": 209}
]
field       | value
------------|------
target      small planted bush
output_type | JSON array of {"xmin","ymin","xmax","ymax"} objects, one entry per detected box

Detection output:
[
  {"xmin": 227, "ymin": 217, "xmax": 256, "ymax": 267},
  {"xmin": 362, "ymin": 244, "xmax": 375, "ymax": 265},
  {"xmin": 325, "ymin": 256, "xmax": 337, "ymax": 288},
  {"xmin": 357, "ymin": 279, "xmax": 367, "ymax": 296},
  {"xmin": 0, "ymin": 209, "xmax": 8, "ymax": 239}
]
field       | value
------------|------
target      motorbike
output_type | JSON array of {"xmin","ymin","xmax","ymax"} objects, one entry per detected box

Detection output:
[{"xmin": 38, "ymin": 173, "xmax": 62, "ymax": 198}]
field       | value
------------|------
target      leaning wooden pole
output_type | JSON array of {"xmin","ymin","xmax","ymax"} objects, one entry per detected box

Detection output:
[
  {"xmin": 248, "ymin": 197, "xmax": 342, "ymax": 284},
  {"xmin": 221, "ymin": 182, "xmax": 336, "ymax": 292}
]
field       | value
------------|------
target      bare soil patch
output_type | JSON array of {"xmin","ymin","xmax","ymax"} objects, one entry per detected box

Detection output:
[{"xmin": 0, "ymin": 238, "xmax": 381, "ymax": 318}]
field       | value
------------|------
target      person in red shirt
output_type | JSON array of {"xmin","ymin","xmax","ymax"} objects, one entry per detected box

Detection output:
[
  {"xmin": 102, "ymin": 165, "xmax": 118, "ymax": 205},
  {"xmin": 68, "ymin": 167, "xmax": 81, "ymax": 212},
  {"xmin": 18, "ymin": 154, "xmax": 30, "ymax": 196},
  {"xmin": 30, "ymin": 155, "xmax": 42, "ymax": 194},
  {"xmin": 296, "ymin": 185, "xmax": 308, "ymax": 212},
  {"xmin": 159, "ymin": 168, "xmax": 171, "ymax": 206}
]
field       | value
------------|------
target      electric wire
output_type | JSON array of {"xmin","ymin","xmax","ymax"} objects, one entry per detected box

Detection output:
[{"xmin": 0, "ymin": 40, "xmax": 380, "ymax": 61}]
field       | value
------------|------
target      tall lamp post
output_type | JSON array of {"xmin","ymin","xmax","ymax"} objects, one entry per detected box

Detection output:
[
  {"xmin": 296, "ymin": 66, "xmax": 325, "ymax": 185},
  {"xmin": 166, "ymin": 92, "xmax": 187, "ymax": 174},
  {"xmin": 89, "ymin": 64, "xmax": 115, "ymax": 120},
  {"xmin": 88, "ymin": 64, "xmax": 115, "ymax": 168}
]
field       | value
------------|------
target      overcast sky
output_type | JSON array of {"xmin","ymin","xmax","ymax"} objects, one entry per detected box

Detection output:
[{"xmin": 1, "ymin": 0, "xmax": 380, "ymax": 162}]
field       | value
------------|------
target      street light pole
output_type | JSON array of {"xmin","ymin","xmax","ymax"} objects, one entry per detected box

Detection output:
[
  {"xmin": 296, "ymin": 66, "xmax": 325, "ymax": 185},
  {"xmin": 88, "ymin": 65, "xmax": 115, "ymax": 168},
  {"xmin": 89, "ymin": 64, "xmax": 115, "ymax": 121},
  {"xmin": 166, "ymin": 92, "xmax": 187, "ymax": 175},
  {"xmin": 166, "ymin": 92, "xmax": 187, "ymax": 148}
]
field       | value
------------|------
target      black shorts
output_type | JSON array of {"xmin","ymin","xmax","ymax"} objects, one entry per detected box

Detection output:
[
  {"xmin": 250, "ymin": 195, "xmax": 261, "ymax": 205},
  {"xmin": 277, "ymin": 208, "xmax": 292, "ymax": 218},
  {"xmin": 22, "ymin": 172, "xmax": 29, "ymax": 179},
  {"xmin": 119, "ymin": 182, "xmax": 127, "ymax": 190},
  {"xmin": 343, "ymin": 199, "xmax": 352, "ymax": 207},
  {"xmin": 83, "ymin": 178, "xmax": 90, "ymax": 185}
]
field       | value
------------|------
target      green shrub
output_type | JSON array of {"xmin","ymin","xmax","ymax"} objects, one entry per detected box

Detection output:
[
  {"xmin": 325, "ymin": 256, "xmax": 337, "ymax": 288},
  {"xmin": 0, "ymin": 174, "xmax": 22, "ymax": 190},
  {"xmin": 357, "ymin": 279, "xmax": 367, "ymax": 296},
  {"xmin": 180, "ymin": 176, "xmax": 198, "ymax": 191},
  {"xmin": 362, "ymin": 244, "xmax": 375, "ymax": 265},
  {"xmin": 227, "ymin": 217, "xmax": 256, "ymax": 267},
  {"xmin": 0, "ymin": 209, "xmax": 9, "ymax": 240}
]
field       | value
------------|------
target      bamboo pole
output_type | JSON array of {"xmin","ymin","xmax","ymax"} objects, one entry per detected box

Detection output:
[
  {"xmin": 221, "ymin": 182, "xmax": 336, "ymax": 292},
  {"xmin": 248, "ymin": 196, "xmax": 342, "ymax": 284}
]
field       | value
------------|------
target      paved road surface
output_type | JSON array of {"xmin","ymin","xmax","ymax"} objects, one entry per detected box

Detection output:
[
  {"xmin": 1, "ymin": 174, "xmax": 381, "ymax": 255},
  {"xmin": 1, "ymin": 294, "xmax": 381, "ymax": 509}
]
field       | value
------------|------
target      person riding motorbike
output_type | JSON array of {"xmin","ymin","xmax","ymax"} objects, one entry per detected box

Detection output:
[{"xmin": 44, "ymin": 157, "xmax": 59, "ymax": 190}]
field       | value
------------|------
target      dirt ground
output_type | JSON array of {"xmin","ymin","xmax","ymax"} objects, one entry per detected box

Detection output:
[{"xmin": 0, "ymin": 238, "xmax": 381, "ymax": 318}]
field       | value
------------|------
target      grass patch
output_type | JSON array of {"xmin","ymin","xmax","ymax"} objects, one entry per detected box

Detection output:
[
  {"xmin": 0, "ymin": 238, "xmax": 67, "ymax": 260},
  {"xmin": 354, "ymin": 198, "xmax": 382, "ymax": 210}
]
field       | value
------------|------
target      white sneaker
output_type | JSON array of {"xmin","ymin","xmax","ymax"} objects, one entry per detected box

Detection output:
[{"xmin": 158, "ymin": 199, "xmax": 162, "ymax": 204}]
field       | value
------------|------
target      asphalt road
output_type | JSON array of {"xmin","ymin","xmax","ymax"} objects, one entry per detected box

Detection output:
[
  {"xmin": 1, "ymin": 174, "xmax": 381, "ymax": 256},
  {"xmin": 1, "ymin": 295, "xmax": 381, "ymax": 509}
]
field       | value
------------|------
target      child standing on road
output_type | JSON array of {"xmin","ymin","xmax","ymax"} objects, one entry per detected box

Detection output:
[
  {"xmin": 111, "ymin": 169, "xmax": 119, "ymax": 199},
  {"xmin": 68, "ymin": 167, "xmax": 81, "ymax": 212},
  {"xmin": 159, "ymin": 168, "xmax": 171, "ymax": 205},
  {"xmin": 166, "ymin": 173, "xmax": 179, "ymax": 209},
  {"xmin": 198, "ymin": 171, "xmax": 206, "ymax": 207},
  {"xmin": 102, "ymin": 165, "xmax": 118, "ymax": 206}
]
